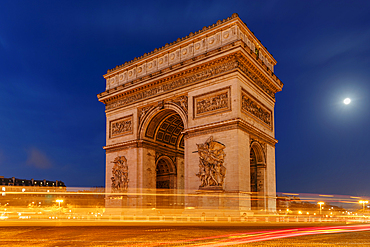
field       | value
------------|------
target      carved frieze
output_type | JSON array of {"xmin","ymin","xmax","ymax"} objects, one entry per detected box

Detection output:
[
  {"xmin": 110, "ymin": 115, "xmax": 133, "ymax": 138},
  {"xmin": 103, "ymin": 51, "xmax": 279, "ymax": 112},
  {"xmin": 194, "ymin": 87, "xmax": 231, "ymax": 118},
  {"xmin": 104, "ymin": 56, "xmax": 238, "ymax": 111},
  {"xmin": 111, "ymin": 156, "xmax": 129, "ymax": 192},
  {"xmin": 196, "ymin": 136, "xmax": 226, "ymax": 190},
  {"xmin": 241, "ymin": 90, "xmax": 272, "ymax": 128},
  {"xmin": 237, "ymin": 55, "xmax": 276, "ymax": 98}
]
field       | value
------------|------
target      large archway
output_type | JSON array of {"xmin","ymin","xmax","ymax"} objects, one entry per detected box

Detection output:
[
  {"xmin": 141, "ymin": 107, "xmax": 185, "ymax": 209},
  {"xmin": 250, "ymin": 142, "xmax": 266, "ymax": 211}
]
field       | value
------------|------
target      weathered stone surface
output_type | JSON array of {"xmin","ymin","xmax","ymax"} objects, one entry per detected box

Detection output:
[{"xmin": 98, "ymin": 14, "xmax": 283, "ymax": 212}]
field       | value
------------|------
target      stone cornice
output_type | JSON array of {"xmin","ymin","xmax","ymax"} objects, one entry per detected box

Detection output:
[
  {"xmin": 104, "ymin": 139, "xmax": 184, "ymax": 155},
  {"xmin": 183, "ymin": 118, "xmax": 277, "ymax": 146},
  {"xmin": 98, "ymin": 48, "xmax": 282, "ymax": 112},
  {"xmin": 102, "ymin": 13, "xmax": 280, "ymax": 92},
  {"xmin": 99, "ymin": 51, "xmax": 239, "ymax": 111}
]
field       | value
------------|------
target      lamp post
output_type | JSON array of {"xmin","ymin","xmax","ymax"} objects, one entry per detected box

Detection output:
[
  {"xmin": 318, "ymin": 202, "xmax": 324, "ymax": 215},
  {"xmin": 359, "ymin": 200, "xmax": 368, "ymax": 213},
  {"xmin": 56, "ymin": 199, "xmax": 63, "ymax": 208}
]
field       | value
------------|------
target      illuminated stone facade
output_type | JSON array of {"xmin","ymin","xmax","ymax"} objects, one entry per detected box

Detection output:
[{"xmin": 98, "ymin": 13, "xmax": 283, "ymax": 212}]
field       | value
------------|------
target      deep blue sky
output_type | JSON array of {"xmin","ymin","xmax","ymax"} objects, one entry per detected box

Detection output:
[{"xmin": 1, "ymin": 1, "xmax": 369, "ymax": 196}]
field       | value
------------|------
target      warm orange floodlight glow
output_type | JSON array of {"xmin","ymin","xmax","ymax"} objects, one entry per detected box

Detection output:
[
  {"xmin": 56, "ymin": 199, "xmax": 64, "ymax": 207},
  {"xmin": 359, "ymin": 200, "xmax": 369, "ymax": 213},
  {"xmin": 318, "ymin": 201, "xmax": 325, "ymax": 215}
]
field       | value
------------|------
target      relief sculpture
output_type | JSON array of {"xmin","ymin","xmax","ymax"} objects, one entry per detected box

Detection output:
[
  {"xmin": 171, "ymin": 95, "xmax": 188, "ymax": 113},
  {"xmin": 196, "ymin": 136, "xmax": 226, "ymax": 189},
  {"xmin": 197, "ymin": 92, "xmax": 228, "ymax": 114},
  {"xmin": 111, "ymin": 156, "xmax": 129, "ymax": 193},
  {"xmin": 194, "ymin": 88, "xmax": 230, "ymax": 118},
  {"xmin": 110, "ymin": 116, "xmax": 133, "ymax": 138},
  {"xmin": 241, "ymin": 92, "xmax": 271, "ymax": 127},
  {"xmin": 138, "ymin": 105, "xmax": 153, "ymax": 124}
]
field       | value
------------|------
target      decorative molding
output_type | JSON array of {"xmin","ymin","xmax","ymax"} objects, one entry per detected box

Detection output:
[
  {"xmin": 102, "ymin": 13, "xmax": 282, "ymax": 94},
  {"xmin": 238, "ymin": 54, "xmax": 276, "ymax": 98},
  {"xmin": 104, "ymin": 55, "xmax": 238, "ymax": 111},
  {"xmin": 138, "ymin": 105, "xmax": 154, "ymax": 124},
  {"xmin": 193, "ymin": 87, "xmax": 231, "ymax": 118},
  {"xmin": 196, "ymin": 136, "xmax": 226, "ymax": 189},
  {"xmin": 110, "ymin": 115, "xmax": 133, "ymax": 138},
  {"xmin": 170, "ymin": 95, "xmax": 188, "ymax": 114},
  {"xmin": 104, "ymin": 139, "xmax": 185, "ymax": 155},
  {"xmin": 101, "ymin": 50, "xmax": 281, "ymax": 113},
  {"xmin": 111, "ymin": 156, "xmax": 129, "ymax": 192},
  {"xmin": 105, "ymin": 13, "xmax": 241, "ymax": 75},
  {"xmin": 183, "ymin": 118, "xmax": 277, "ymax": 146},
  {"xmin": 241, "ymin": 89, "xmax": 272, "ymax": 128}
]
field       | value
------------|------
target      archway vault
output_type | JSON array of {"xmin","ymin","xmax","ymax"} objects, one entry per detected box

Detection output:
[{"xmin": 140, "ymin": 105, "xmax": 186, "ymax": 150}]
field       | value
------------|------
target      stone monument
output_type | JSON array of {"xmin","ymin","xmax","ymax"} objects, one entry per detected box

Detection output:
[{"xmin": 97, "ymin": 13, "xmax": 283, "ymax": 212}]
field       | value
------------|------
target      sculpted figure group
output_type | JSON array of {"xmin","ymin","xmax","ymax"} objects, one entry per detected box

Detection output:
[
  {"xmin": 196, "ymin": 136, "xmax": 226, "ymax": 189},
  {"xmin": 111, "ymin": 156, "xmax": 129, "ymax": 193}
]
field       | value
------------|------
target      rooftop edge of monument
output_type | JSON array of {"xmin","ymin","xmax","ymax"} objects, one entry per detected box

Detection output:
[{"xmin": 104, "ymin": 13, "xmax": 276, "ymax": 76}]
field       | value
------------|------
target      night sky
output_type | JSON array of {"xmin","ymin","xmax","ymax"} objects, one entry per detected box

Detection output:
[{"xmin": 1, "ymin": 1, "xmax": 370, "ymax": 196}]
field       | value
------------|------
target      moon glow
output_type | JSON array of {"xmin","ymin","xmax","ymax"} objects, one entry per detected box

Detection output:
[{"xmin": 343, "ymin": 98, "xmax": 351, "ymax": 105}]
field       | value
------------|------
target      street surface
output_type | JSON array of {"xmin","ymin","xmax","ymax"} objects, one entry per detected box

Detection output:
[{"xmin": 1, "ymin": 224, "xmax": 370, "ymax": 246}]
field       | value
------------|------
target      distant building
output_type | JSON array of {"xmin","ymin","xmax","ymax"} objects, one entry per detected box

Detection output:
[{"xmin": 0, "ymin": 176, "xmax": 65, "ymax": 187}]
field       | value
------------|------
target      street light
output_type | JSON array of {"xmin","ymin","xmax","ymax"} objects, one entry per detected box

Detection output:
[
  {"xmin": 318, "ymin": 202, "xmax": 325, "ymax": 215},
  {"xmin": 56, "ymin": 199, "xmax": 63, "ymax": 207},
  {"xmin": 359, "ymin": 200, "xmax": 368, "ymax": 213}
]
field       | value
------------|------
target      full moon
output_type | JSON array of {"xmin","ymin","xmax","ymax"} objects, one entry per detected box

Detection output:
[{"xmin": 343, "ymin": 98, "xmax": 351, "ymax": 105}]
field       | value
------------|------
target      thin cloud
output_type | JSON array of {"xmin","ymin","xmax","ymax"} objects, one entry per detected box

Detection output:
[{"xmin": 26, "ymin": 147, "xmax": 53, "ymax": 169}]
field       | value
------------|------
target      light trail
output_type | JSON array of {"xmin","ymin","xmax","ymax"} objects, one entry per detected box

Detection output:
[
  {"xmin": 190, "ymin": 225, "xmax": 370, "ymax": 246},
  {"xmin": 133, "ymin": 225, "xmax": 370, "ymax": 246}
]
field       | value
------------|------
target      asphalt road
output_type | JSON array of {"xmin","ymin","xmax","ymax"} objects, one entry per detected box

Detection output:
[{"xmin": 1, "ymin": 224, "xmax": 370, "ymax": 246}]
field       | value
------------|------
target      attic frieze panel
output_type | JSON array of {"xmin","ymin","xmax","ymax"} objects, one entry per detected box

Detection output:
[
  {"xmin": 103, "ymin": 15, "xmax": 278, "ymax": 91},
  {"xmin": 102, "ymin": 51, "xmax": 279, "ymax": 111},
  {"xmin": 104, "ymin": 54, "xmax": 239, "ymax": 111}
]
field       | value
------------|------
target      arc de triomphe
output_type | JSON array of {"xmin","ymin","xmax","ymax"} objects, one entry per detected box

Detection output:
[{"xmin": 97, "ymin": 13, "xmax": 283, "ymax": 212}]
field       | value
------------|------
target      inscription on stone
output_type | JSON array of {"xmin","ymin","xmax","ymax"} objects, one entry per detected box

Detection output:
[
  {"xmin": 194, "ymin": 87, "xmax": 230, "ymax": 118},
  {"xmin": 110, "ymin": 115, "xmax": 133, "ymax": 138},
  {"xmin": 241, "ymin": 91, "xmax": 271, "ymax": 127}
]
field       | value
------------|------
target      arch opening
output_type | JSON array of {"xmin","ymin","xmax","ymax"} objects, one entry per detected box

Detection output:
[
  {"xmin": 144, "ymin": 109, "xmax": 185, "ymax": 150},
  {"xmin": 142, "ymin": 108, "xmax": 185, "ymax": 209},
  {"xmin": 250, "ymin": 144, "xmax": 266, "ymax": 210}
]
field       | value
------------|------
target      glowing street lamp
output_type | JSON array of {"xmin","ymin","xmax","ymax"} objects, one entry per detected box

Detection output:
[
  {"xmin": 56, "ymin": 199, "xmax": 63, "ymax": 207},
  {"xmin": 318, "ymin": 202, "xmax": 325, "ymax": 215},
  {"xmin": 359, "ymin": 200, "xmax": 368, "ymax": 213}
]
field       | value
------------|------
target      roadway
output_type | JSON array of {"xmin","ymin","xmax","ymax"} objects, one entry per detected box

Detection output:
[{"xmin": 1, "ymin": 223, "xmax": 370, "ymax": 246}]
